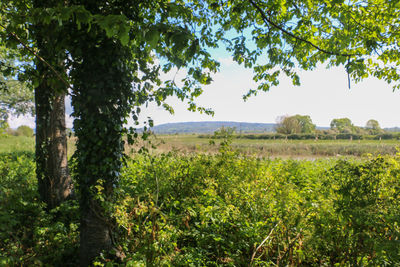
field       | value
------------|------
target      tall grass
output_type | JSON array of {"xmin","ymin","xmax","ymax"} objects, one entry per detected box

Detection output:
[{"xmin": 148, "ymin": 134, "xmax": 399, "ymax": 158}]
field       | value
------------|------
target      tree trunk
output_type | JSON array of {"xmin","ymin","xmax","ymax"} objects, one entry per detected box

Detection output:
[
  {"xmin": 33, "ymin": 0, "xmax": 72, "ymax": 209},
  {"xmin": 70, "ymin": 27, "xmax": 133, "ymax": 265},
  {"xmin": 79, "ymin": 202, "xmax": 113, "ymax": 266},
  {"xmin": 35, "ymin": 87, "xmax": 71, "ymax": 210}
]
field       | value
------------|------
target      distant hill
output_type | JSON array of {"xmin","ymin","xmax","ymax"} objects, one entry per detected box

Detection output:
[
  {"xmin": 384, "ymin": 127, "xmax": 400, "ymax": 132},
  {"xmin": 151, "ymin": 121, "xmax": 276, "ymax": 134}
]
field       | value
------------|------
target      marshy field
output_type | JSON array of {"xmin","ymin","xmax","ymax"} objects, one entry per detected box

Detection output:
[
  {"xmin": 6, "ymin": 134, "xmax": 399, "ymax": 158},
  {"xmin": 140, "ymin": 134, "xmax": 400, "ymax": 159}
]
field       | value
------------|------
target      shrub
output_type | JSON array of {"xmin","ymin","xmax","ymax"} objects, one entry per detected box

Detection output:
[
  {"xmin": 0, "ymin": 152, "xmax": 79, "ymax": 266},
  {"xmin": 15, "ymin": 125, "xmax": 34, "ymax": 137}
]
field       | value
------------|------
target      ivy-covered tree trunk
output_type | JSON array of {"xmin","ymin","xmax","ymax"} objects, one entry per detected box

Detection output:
[
  {"xmin": 70, "ymin": 30, "xmax": 134, "ymax": 265},
  {"xmin": 33, "ymin": 0, "xmax": 71, "ymax": 210}
]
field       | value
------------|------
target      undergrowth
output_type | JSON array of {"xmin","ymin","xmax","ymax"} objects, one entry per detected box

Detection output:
[{"xmin": 1, "ymin": 146, "xmax": 400, "ymax": 266}]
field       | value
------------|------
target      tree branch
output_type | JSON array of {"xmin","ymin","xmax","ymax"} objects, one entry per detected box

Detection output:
[
  {"xmin": 250, "ymin": 222, "xmax": 279, "ymax": 265},
  {"xmin": 248, "ymin": 0, "xmax": 357, "ymax": 58},
  {"xmin": 0, "ymin": 23, "xmax": 70, "ymax": 88}
]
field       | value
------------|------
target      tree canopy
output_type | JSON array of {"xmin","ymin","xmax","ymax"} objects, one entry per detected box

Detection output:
[
  {"xmin": 276, "ymin": 114, "xmax": 316, "ymax": 134},
  {"xmin": 330, "ymin": 118, "xmax": 354, "ymax": 133},
  {"xmin": 0, "ymin": 46, "xmax": 34, "ymax": 130},
  {"xmin": 366, "ymin": 119, "xmax": 383, "ymax": 134}
]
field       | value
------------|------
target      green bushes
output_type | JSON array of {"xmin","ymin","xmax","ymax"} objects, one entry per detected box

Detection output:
[
  {"xmin": 115, "ymin": 150, "xmax": 400, "ymax": 265},
  {"xmin": 0, "ymin": 152, "xmax": 79, "ymax": 266},
  {"xmin": 1, "ymin": 149, "xmax": 400, "ymax": 265},
  {"xmin": 309, "ymin": 156, "xmax": 400, "ymax": 265},
  {"xmin": 15, "ymin": 125, "xmax": 34, "ymax": 137}
]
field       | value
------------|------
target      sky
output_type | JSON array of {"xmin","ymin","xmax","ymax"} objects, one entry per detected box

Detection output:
[
  {"xmin": 8, "ymin": 56, "xmax": 400, "ymax": 129},
  {"xmin": 134, "ymin": 57, "xmax": 400, "ymax": 129}
]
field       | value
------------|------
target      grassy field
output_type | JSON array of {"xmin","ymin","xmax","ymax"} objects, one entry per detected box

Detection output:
[
  {"xmin": 0, "ymin": 135, "xmax": 34, "ymax": 154},
  {"xmin": 2, "ymin": 134, "xmax": 399, "ymax": 159},
  {"xmin": 0, "ymin": 135, "xmax": 76, "ymax": 156},
  {"xmin": 144, "ymin": 134, "xmax": 400, "ymax": 158}
]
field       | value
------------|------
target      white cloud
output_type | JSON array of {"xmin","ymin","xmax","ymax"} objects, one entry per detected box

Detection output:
[{"xmin": 8, "ymin": 114, "xmax": 35, "ymax": 129}]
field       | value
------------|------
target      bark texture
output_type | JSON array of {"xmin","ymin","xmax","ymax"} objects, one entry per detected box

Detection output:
[
  {"xmin": 79, "ymin": 203, "xmax": 113, "ymax": 266},
  {"xmin": 33, "ymin": 0, "xmax": 71, "ymax": 209},
  {"xmin": 35, "ymin": 88, "xmax": 71, "ymax": 210}
]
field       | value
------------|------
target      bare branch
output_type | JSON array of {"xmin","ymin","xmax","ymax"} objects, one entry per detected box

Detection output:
[{"xmin": 250, "ymin": 222, "xmax": 279, "ymax": 265}]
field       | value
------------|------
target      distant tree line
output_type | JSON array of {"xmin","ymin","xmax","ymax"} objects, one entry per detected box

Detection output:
[
  {"xmin": 276, "ymin": 115, "xmax": 384, "ymax": 135},
  {"xmin": 199, "ymin": 115, "xmax": 399, "ymax": 140},
  {"xmin": 1, "ymin": 125, "xmax": 34, "ymax": 137}
]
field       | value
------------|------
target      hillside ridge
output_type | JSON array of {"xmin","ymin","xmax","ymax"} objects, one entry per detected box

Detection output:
[{"xmin": 151, "ymin": 121, "xmax": 277, "ymax": 134}]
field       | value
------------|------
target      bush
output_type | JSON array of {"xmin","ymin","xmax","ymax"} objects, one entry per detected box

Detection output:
[
  {"xmin": 115, "ymin": 149, "xmax": 400, "ymax": 265},
  {"xmin": 15, "ymin": 125, "xmax": 34, "ymax": 137},
  {"xmin": 0, "ymin": 152, "xmax": 79, "ymax": 266}
]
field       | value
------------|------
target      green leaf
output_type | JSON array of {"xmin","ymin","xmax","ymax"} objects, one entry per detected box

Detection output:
[{"xmin": 145, "ymin": 28, "xmax": 160, "ymax": 49}]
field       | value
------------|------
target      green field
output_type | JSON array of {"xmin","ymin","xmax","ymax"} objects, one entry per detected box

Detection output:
[
  {"xmin": 0, "ymin": 135, "xmax": 76, "ymax": 156},
  {"xmin": 145, "ymin": 134, "xmax": 400, "ymax": 158},
  {"xmin": 1, "ymin": 134, "xmax": 399, "ymax": 159}
]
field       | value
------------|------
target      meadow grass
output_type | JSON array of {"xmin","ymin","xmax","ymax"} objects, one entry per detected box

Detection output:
[
  {"xmin": 146, "ymin": 134, "xmax": 400, "ymax": 158},
  {"xmin": 0, "ymin": 135, "xmax": 34, "ymax": 154},
  {"xmin": 1, "ymin": 134, "xmax": 399, "ymax": 158},
  {"xmin": 0, "ymin": 135, "xmax": 76, "ymax": 156}
]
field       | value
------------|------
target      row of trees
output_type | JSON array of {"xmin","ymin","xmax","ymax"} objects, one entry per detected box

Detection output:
[
  {"xmin": 2, "ymin": 0, "xmax": 400, "ymax": 265},
  {"xmin": 276, "ymin": 115, "xmax": 384, "ymax": 135},
  {"xmin": 1, "ymin": 125, "xmax": 34, "ymax": 136}
]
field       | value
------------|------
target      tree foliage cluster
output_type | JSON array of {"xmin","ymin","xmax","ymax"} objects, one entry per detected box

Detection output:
[
  {"xmin": 5, "ymin": 125, "xmax": 34, "ymax": 137},
  {"xmin": 276, "ymin": 114, "xmax": 316, "ymax": 134},
  {"xmin": 0, "ymin": 47, "xmax": 34, "ymax": 131},
  {"xmin": 274, "ymin": 115, "xmax": 384, "ymax": 136},
  {"xmin": 330, "ymin": 118, "xmax": 383, "ymax": 135},
  {"xmin": 1, "ymin": 149, "xmax": 400, "ymax": 265}
]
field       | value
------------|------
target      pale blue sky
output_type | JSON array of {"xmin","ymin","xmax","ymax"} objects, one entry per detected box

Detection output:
[
  {"xmin": 134, "ymin": 57, "xmax": 400, "ymax": 129},
  {"xmin": 9, "ymin": 56, "xmax": 400, "ymax": 129}
]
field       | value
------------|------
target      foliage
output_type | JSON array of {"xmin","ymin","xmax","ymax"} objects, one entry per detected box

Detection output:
[
  {"xmin": 276, "ymin": 115, "xmax": 302, "ymax": 134},
  {"xmin": 0, "ymin": 120, "xmax": 8, "ymax": 134},
  {"xmin": 14, "ymin": 125, "xmax": 34, "ymax": 137},
  {"xmin": 366, "ymin": 119, "xmax": 383, "ymax": 134},
  {"xmin": 276, "ymin": 114, "xmax": 316, "ymax": 134},
  {"xmin": 330, "ymin": 118, "xmax": 355, "ymax": 134},
  {"xmin": 0, "ymin": 152, "xmax": 79, "ymax": 266},
  {"xmin": 210, "ymin": 0, "xmax": 400, "ymax": 96},
  {"xmin": 2, "ymin": 146, "xmax": 400, "ymax": 265},
  {"xmin": 210, "ymin": 126, "xmax": 236, "ymax": 149},
  {"xmin": 106, "ymin": 148, "xmax": 400, "ymax": 265},
  {"xmin": 0, "ymin": 46, "xmax": 34, "ymax": 127}
]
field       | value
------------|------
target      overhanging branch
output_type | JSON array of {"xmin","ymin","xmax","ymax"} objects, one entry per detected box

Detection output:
[
  {"xmin": 0, "ymin": 23, "xmax": 70, "ymax": 88},
  {"xmin": 248, "ymin": 0, "xmax": 357, "ymax": 58}
]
